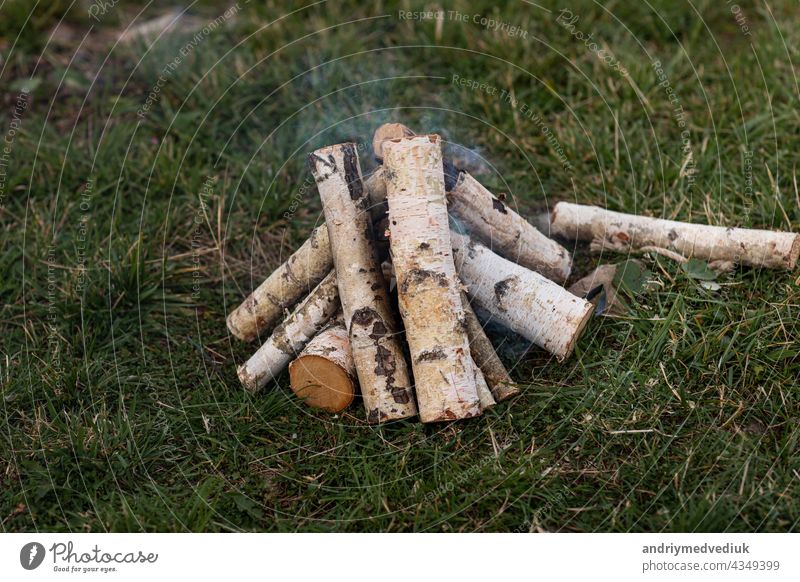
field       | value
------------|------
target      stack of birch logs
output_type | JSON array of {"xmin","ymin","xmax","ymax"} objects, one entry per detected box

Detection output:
[{"xmin": 227, "ymin": 123, "xmax": 800, "ymax": 424}]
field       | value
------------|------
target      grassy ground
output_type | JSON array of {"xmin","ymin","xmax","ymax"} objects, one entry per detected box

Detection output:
[{"xmin": 1, "ymin": 0, "xmax": 799, "ymax": 532}]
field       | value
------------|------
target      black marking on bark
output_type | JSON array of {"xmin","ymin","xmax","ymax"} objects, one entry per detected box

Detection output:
[
  {"xmin": 243, "ymin": 294, "xmax": 259, "ymax": 313},
  {"xmin": 371, "ymin": 282, "xmax": 383, "ymax": 291},
  {"xmin": 282, "ymin": 258, "xmax": 301, "ymax": 286},
  {"xmin": 263, "ymin": 291, "xmax": 286, "ymax": 309},
  {"xmin": 375, "ymin": 343, "xmax": 410, "ymax": 405},
  {"xmin": 466, "ymin": 239, "xmax": 478, "ymax": 259},
  {"xmin": 668, "ymin": 229, "xmax": 678, "ymax": 242},
  {"xmin": 417, "ymin": 348, "xmax": 446, "ymax": 362},
  {"xmin": 342, "ymin": 143, "xmax": 364, "ymax": 201},
  {"xmin": 310, "ymin": 228, "xmax": 321, "ymax": 248},
  {"xmin": 272, "ymin": 322, "xmax": 294, "ymax": 354},
  {"xmin": 383, "ymin": 166, "xmax": 397, "ymax": 184},
  {"xmin": 391, "ymin": 386, "xmax": 410, "ymax": 404},
  {"xmin": 352, "ymin": 307, "xmax": 378, "ymax": 327},
  {"xmin": 367, "ymin": 408, "xmax": 380, "ymax": 423},
  {"xmin": 456, "ymin": 314, "xmax": 469, "ymax": 333},
  {"xmin": 308, "ymin": 153, "xmax": 337, "ymax": 183},
  {"xmin": 352, "ymin": 307, "xmax": 409, "ymax": 406},
  {"xmin": 375, "ymin": 344, "xmax": 395, "ymax": 376},
  {"xmin": 399, "ymin": 268, "xmax": 449, "ymax": 294},
  {"xmin": 418, "ymin": 242, "xmax": 431, "ymax": 250},
  {"xmin": 494, "ymin": 277, "xmax": 515, "ymax": 307},
  {"xmin": 492, "ymin": 197, "xmax": 508, "ymax": 214},
  {"xmin": 370, "ymin": 320, "xmax": 388, "ymax": 340}
]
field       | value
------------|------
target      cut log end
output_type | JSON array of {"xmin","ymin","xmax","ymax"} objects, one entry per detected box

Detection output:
[
  {"xmin": 237, "ymin": 363, "xmax": 261, "ymax": 393},
  {"xmin": 558, "ymin": 299, "xmax": 595, "ymax": 362},
  {"xmin": 288, "ymin": 355, "xmax": 356, "ymax": 413},
  {"xmin": 788, "ymin": 234, "xmax": 800, "ymax": 270},
  {"xmin": 492, "ymin": 381, "xmax": 520, "ymax": 402},
  {"xmin": 372, "ymin": 122, "xmax": 415, "ymax": 160}
]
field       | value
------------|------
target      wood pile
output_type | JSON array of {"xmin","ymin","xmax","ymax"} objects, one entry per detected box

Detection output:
[{"xmin": 228, "ymin": 123, "xmax": 800, "ymax": 424}]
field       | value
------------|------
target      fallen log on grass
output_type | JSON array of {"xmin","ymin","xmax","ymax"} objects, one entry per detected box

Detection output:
[
  {"xmin": 550, "ymin": 202, "xmax": 800, "ymax": 270},
  {"xmin": 311, "ymin": 142, "xmax": 417, "ymax": 423},
  {"xmin": 238, "ymin": 270, "xmax": 339, "ymax": 391},
  {"xmin": 451, "ymin": 231, "xmax": 593, "ymax": 361},
  {"xmin": 288, "ymin": 315, "xmax": 356, "ymax": 413},
  {"xmin": 383, "ymin": 134, "xmax": 480, "ymax": 422}
]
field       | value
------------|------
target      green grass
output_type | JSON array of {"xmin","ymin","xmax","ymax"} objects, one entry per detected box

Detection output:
[{"xmin": 1, "ymin": 0, "xmax": 799, "ymax": 532}]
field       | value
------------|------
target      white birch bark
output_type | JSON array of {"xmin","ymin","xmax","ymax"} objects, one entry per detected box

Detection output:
[
  {"xmin": 238, "ymin": 270, "xmax": 339, "ymax": 391},
  {"xmin": 310, "ymin": 143, "xmax": 417, "ymax": 423},
  {"xmin": 227, "ymin": 225, "xmax": 332, "ymax": 342},
  {"xmin": 550, "ymin": 202, "xmax": 800, "ymax": 270},
  {"xmin": 383, "ymin": 135, "xmax": 481, "ymax": 423},
  {"xmin": 288, "ymin": 315, "xmax": 356, "ymax": 413},
  {"xmin": 451, "ymin": 231, "xmax": 593, "ymax": 361},
  {"xmin": 448, "ymin": 172, "xmax": 572, "ymax": 283}
]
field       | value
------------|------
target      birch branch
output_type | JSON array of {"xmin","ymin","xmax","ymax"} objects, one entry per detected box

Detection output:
[
  {"xmin": 451, "ymin": 231, "xmax": 593, "ymax": 361},
  {"xmin": 461, "ymin": 292, "xmax": 519, "ymax": 401},
  {"xmin": 551, "ymin": 202, "xmax": 800, "ymax": 270},
  {"xmin": 227, "ymin": 225, "xmax": 331, "ymax": 342},
  {"xmin": 238, "ymin": 270, "xmax": 339, "ymax": 391}
]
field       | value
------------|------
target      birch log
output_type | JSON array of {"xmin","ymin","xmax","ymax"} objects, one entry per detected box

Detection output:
[
  {"xmin": 451, "ymin": 231, "xmax": 593, "ymax": 361},
  {"xmin": 372, "ymin": 122, "xmax": 572, "ymax": 282},
  {"xmin": 550, "ymin": 202, "xmax": 800, "ymax": 270},
  {"xmin": 310, "ymin": 143, "xmax": 417, "ymax": 423},
  {"xmin": 461, "ymin": 292, "xmax": 519, "ymax": 401},
  {"xmin": 383, "ymin": 135, "xmax": 481, "ymax": 422},
  {"xmin": 227, "ymin": 225, "xmax": 332, "ymax": 342},
  {"xmin": 238, "ymin": 270, "xmax": 339, "ymax": 391},
  {"xmin": 448, "ymin": 172, "xmax": 572, "ymax": 283},
  {"xmin": 288, "ymin": 315, "xmax": 356, "ymax": 413}
]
